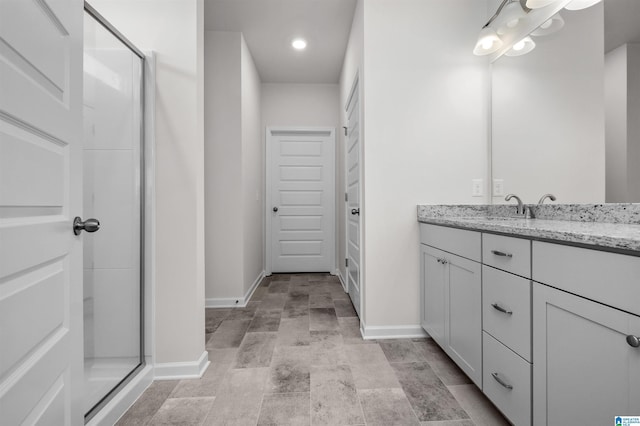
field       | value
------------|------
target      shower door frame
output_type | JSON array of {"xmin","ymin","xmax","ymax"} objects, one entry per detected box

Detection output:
[{"xmin": 83, "ymin": 3, "xmax": 147, "ymax": 423}]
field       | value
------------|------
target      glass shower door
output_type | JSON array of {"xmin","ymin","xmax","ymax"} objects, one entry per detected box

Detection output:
[{"xmin": 82, "ymin": 7, "xmax": 144, "ymax": 419}]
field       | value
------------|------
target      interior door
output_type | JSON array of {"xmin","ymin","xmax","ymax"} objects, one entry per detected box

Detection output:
[
  {"xmin": 345, "ymin": 79, "xmax": 361, "ymax": 317},
  {"xmin": 268, "ymin": 128, "xmax": 335, "ymax": 273},
  {"xmin": 0, "ymin": 0, "xmax": 84, "ymax": 424}
]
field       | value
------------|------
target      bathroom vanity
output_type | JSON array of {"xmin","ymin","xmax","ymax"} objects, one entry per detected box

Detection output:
[{"xmin": 418, "ymin": 204, "xmax": 640, "ymax": 426}]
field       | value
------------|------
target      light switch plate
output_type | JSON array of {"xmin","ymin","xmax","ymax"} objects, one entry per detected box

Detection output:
[
  {"xmin": 493, "ymin": 179, "xmax": 504, "ymax": 197},
  {"xmin": 472, "ymin": 179, "xmax": 483, "ymax": 197}
]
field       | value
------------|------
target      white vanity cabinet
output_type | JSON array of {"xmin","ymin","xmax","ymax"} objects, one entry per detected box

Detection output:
[
  {"xmin": 532, "ymin": 242, "xmax": 640, "ymax": 426},
  {"xmin": 420, "ymin": 224, "xmax": 482, "ymax": 387}
]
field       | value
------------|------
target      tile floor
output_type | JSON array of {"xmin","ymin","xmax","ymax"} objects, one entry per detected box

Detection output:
[{"xmin": 117, "ymin": 273, "xmax": 510, "ymax": 426}]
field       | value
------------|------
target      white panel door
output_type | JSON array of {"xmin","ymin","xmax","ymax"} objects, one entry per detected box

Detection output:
[
  {"xmin": 268, "ymin": 128, "xmax": 335, "ymax": 273},
  {"xmin": 0, "ymin": 0, "xmax": 84, "ymax": 424},
  {"xmin": 345, "ymin": 79, "xmax": 361, "ymax": 317}
]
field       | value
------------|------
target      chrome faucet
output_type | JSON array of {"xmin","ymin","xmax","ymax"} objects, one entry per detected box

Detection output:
[
  {"xmin": 538, "ymin": 194, "xmax": 557, "ymax": 205},
  {"xmin": 505, "ymin": 194, "xmax": 525, "ymax": 215}
]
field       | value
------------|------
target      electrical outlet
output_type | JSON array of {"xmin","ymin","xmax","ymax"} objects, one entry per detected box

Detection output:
[
  {"xmin": 472, "ymin": 179, "xmax": 483, "ymax": 197},
  {"xmin": 493, "ymin": 179, "xmax": 504, "ymax": 197}
]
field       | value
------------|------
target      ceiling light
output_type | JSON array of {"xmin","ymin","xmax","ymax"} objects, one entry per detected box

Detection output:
[
  {"xmin": 564, "ymin": 0, "xmax": 602, "ymax": 10},
  {"xmin": 526, "ymin": 0, "xmax": 558, "ymax": 9},
  {"xmin": 494, "ymin": 1, "xmax": 527, "ymax": 35},
  {"xmin": 505, "ymin": 36, "xmax": 536, "ymax": 56},
  {"xmin": 473, "ymin": 26, "xmax": 503, "ymax": 56},
  {"xmin": 291, "ymin": 38, "xmax": 307, "ymax": 50},
  {"xmin": 531, "ymin": 12, "xmax": 564, "ymax": 36}
]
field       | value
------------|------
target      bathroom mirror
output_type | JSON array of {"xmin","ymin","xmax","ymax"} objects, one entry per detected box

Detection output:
[{"xmin": 490, "ymin": 0, "xmax": 640, "ymax": 205}]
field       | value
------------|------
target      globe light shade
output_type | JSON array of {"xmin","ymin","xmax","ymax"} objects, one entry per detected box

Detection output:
[
  {"xmin": 505, "ymin": 36, "xmax": 536, "ymax": 56},
  {"xmin": 531, "ymin": 12, "xmax": 565, "ymax": 36},
  {"xmin": 565, "ymin": 0, "xmax": 602, "ymax": 10},
  {"xmin": 473, "ymin": 27, "xmax": 503, "ymax": 56}
]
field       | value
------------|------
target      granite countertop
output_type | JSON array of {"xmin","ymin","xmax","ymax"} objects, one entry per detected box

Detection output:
[{"xmin": 417, "ymin": 204, "xmax": 640, "ymax": 253}]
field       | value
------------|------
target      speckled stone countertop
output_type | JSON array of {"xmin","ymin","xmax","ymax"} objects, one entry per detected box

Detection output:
[{"xmin": 417, "ymin": 204, "xmax": 640, "ymax": 253}]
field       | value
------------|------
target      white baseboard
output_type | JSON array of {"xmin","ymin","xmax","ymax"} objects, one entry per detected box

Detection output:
[
  {"xmin": 336, "ymin": 269, "xmax": 347, "ymax": 292},
  {"xmin": 205, "ymin": 271, "xmax": 265, "ymax": 308},
  {"xmin": 360, "ymin": 324, "xmax": 428, "ymax": 340},
  {"xmin": 154, "ymin": 350, "xmax": 209, "ymax": 380},
  {"xmin": 87, "ymin": 364, "xmax": 154, "ymax": 426}
]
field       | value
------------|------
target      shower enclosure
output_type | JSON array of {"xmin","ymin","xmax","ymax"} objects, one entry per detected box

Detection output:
[{"xmin": 82, "ymin": 4, "xmax": 145, "ymax": 421}]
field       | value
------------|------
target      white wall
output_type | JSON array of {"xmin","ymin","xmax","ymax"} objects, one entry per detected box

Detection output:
[
  {"xmin": 606, "ymin": 43, "xmax": 640, "ymax": 202},
  {"xmin": 205, "ymin": 31, "xmax": 243, "ymax": 300},
  {"xmin": 88, "ymin": 0, "xmax": 206, "ymax": 366},
  {"xmin": 492, "ymin": 5, "xmax": 605, "ymax": 204},
  {"xmin": 338, "ymin": 0, "xmax": 364, "ymax": 287},
  {"xmin": 261, "ymin": 83, "xmax": 340, "ymax": 128},
  {"xmin": 360, "ymin": 0, "xmax": 490, "ymax": 329},
  {"xmin": 205, "ymin": 31, "xmax": 264, "ymax": 303},
  {"xmin": 241, "ymin": 35, "xmax": 265, "ymax": 294}
]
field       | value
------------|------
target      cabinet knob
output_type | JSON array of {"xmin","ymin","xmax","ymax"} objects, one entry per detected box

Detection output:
[
  {"xmin": 627, "ymin": 335, "xmax": 640, "ymax": 348},
  {"xmin": 437, "ymin": 258, "xmax": 448, "ymax": 265}
]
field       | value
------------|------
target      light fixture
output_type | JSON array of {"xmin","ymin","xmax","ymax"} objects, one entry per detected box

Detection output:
[
  {"xmin": 526, "ymin": 0, "xmax": 558, "ymax": 9},
  {"xmin": 291, "ymin": 38, "xmax": 307, "ymax": 50},
  {"xmin": 473, "ymin": 26, "xmax": 503, "ymax": 55},
  {"xmin": 564, "ymin": 0, "xmax": 602, "ymax": 10},
  {"xmin": 505, "ymin": 36, "xmax": 536, "ymax": 56},
  {"xmin": 494, "ymin": 0, "xmax": 527, "ymax": 35},
  {"xmin": 530, "ymin": 12, "xmax": 564, "ymax": 36}
]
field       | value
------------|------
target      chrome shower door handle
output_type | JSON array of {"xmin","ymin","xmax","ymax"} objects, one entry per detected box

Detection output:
[{"xmin": 73, "ymin": 217, "xmax": 100, "ymax": 235}]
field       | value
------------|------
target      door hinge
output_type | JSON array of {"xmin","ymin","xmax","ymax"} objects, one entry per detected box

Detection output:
[
  {"xmin": 343, "ymin": 126, "xmax": 348, "ymax": 136},
  {"xmin": 345, "ymin": 258, "xmax": 349, "ymax": 267},
  {"xmin": 345, "ymin": 192, "xmax": 348, "ymax": 202}
]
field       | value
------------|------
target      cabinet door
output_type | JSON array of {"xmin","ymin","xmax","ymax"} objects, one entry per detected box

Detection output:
[
  {"xmin": 421, "ymin": 244, "xmax": 446, "ymax": 347},
  {"xmin": 533, "ymin": 283, "xmax": 640, "ymax": 426},
  {"xmin": 446, "ymin": 253, "xmax": 482, "ymax": 387}
]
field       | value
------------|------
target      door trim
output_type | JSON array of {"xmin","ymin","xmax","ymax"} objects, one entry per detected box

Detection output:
[{"xmin": 265, "ymin": 126, "xmax": 336, "ymax": 275}]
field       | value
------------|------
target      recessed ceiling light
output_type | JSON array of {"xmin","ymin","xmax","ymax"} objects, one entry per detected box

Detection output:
[{"xmin": 292, "ymin": 38, "xmax": 307, "ymax": 50}]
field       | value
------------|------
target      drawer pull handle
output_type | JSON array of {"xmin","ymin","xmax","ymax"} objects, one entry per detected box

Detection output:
[
  {"xmin": 491, "ymin": 250, "xmax": 513, "ymax": 258},
  {"xmin": 491, "ymin": 372, "xmax": 513, "ymax": 390},
  {"xmin": 627, "ymin": 335, "xmax": 640, "ymax": 348},
  {"xmin": 491, "ymin": 303, "xmax": 513, "ymax": 315}
]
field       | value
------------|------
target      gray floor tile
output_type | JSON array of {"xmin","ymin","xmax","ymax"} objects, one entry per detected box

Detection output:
[
  {"xmin": 350, "ymin": 362, "xmax": 401, "ymax": 389},
  {"xmin": 309, "ymin": 307, "xmax": 339, "ymax": 331},
  {"xmin": 447, "ymin": 385, "xmax": 509, "ymax": 426},
  {"xmin": 391, "ymin": 362, "xmax": 469, "ymax": 422},
  {"xmin": 207, "ymin": 348, "xmax": 238, "ymax": 364},
  {"xmin": 270, "ymin": 274, "xmax": 292, "ymax": 281},
  {"xmin": 338, "ymin": 317, "xmax": 369, "ymax": 345},
  {"xmin": 206, "ymin": 320, "xmax": 251, "ymax": 349},
  {"xmin": 148, "ymin": 397, "xmax": 215, "ymax": 425},
  {"xmin": 358, "ymin": 388, "xmax": 420, "ymax": 426},
  {"xmin": 234, "ymin": 332, "xmax": 277, "ymax": 368},
  {"xmin": 344, "ymin": 343, "xmax": 389, "ymax": 365},
  {"xmin": 309, "ymin": 330, "xmax": 348, "ymax": 366},
  {"xmin": 116, "ymin": 381, "xmax": 178, "ymax": 426},
  {"xmin": 276, "ymin": 317, "xmax": 311, "ymax": 347},
  {"xmin": 226, "ymin": 303, "xmax": 259, "ymax": 321},
  {"xmin": 170, "ymin": 360, "xmax": 232, "ymax": 398},
  {"xmin": 333, "ymin": 299, "xmax": 357, "ymax": 317},
  {"xmin": 310, "ymin": 364, "xmax": 364, "ymax": 426},
  {"xmin": 283, "ymin": 294, "xmax": 309, "ymax": 318},
  {"xmin": 251, "ymin": 286, "xmax": 269, "ymax": 302},
  {"xmin": 379, "ymin": 339, "xmax": 424, "ymax": 363},
  {"xmin": 248, "ymin": 310, "xmax": 282, "ymax": 332},
  {"xmin": 203, "ymin": 368, "xmax": 269, "ymax": 426},
  {"xmin": 259, "ymin": 293, "xmax": 288, "ymax": 311},
  {"xmin": 309, "ymin": 293, "xmax": 334, "ymax": 308},
  {"xmin": 267, "ymin": 345, "xmax": 311, "ymax": 393},
  {"xmin": 420, "ymin": 420, "xmax": 475, "ymax": 426},
  {"xmin": 413, "ymin": 340, "xmax": 472, "ymax": 385},
  {"xmin": 268, "ymin": 281, "xmax": 291, "ymax": 293},
  {"xmin": 257, "ymin": 393, "xmax": 311, "ymax": 426}
]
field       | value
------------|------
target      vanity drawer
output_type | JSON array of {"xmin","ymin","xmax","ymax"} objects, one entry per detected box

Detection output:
[
  {"xmin": 482, "ymin": 266, "xmax": 531, "ymax": 361},
  {"xmin": 532, "ymin": 241, "xmax": 640, "ymax": 316},
  {"xmin": 483, "ymin": 332, "xmax": 532, "ymax": 426},
  {"xmin": 483, "ymin": 233, "xmax": 531, "ymax": 278},
  {"xmin": 420, "ymin": 223, "xmax": 481, "ymax": 262}
]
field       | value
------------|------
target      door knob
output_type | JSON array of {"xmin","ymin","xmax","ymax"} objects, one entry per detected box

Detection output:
[
  {"xmin": 627, "ymin": 335, "xmax": 640, "ymax": 348},
  {"xmin": 73, "ymin": 217, "xmax": 100, "ymax": 235},
  {"xmin": 351, "ymin": 208, "xmax": 360, "ymax": 216},
  {"xmin": 273, "ymin": 207, "xmax": 278, "ymax": 212}
]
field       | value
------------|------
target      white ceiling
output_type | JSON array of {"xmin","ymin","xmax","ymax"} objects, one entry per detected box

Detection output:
[
  {"xmin": 604, "ymin": 0, "xmax": 640, "ymax": 53},
  {"xmin": 205, "ymin": 0, "xmax": 357, "ymax": 84}
]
